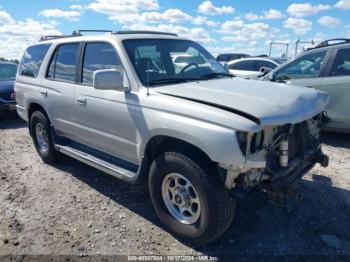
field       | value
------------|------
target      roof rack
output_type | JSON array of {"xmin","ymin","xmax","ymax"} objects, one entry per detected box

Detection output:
[
  {"xmin": 112, "ymin": 30, "xmax": 178, "ymax": 36},
  {"xmin": 72, "ymin": 30, "xmax": 113, "ymax": 36},
  {"xmin": 40, "ymin": 30, "xmax": 178, "ymax": 42},
  {"xmin": 310, "ymin": 38, "xmax": 350, "ymax": 50},
  {"xmin": 39, "ymin": 35, "xmax": 75, "ymax": 41}
]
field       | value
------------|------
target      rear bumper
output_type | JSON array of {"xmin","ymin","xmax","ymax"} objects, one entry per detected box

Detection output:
[
  {"xmin": 0, "ymin": 98, "xmax": 16, "ymax": 111},
  {"xmin": 262, "ymin": 148, "xmax": 328, "ymax": 192}
]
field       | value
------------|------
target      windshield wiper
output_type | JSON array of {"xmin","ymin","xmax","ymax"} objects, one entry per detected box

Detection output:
[
  {"xmin": 202, "ymin": 72, "xmax": 234, "ymax": 79},
  {"xmin": 148, "ymin": 77, "xmax": 205, "ymax": 86}
]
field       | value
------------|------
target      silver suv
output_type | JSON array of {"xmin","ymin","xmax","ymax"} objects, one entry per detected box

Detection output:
[{"xmin": 15, "ymin": 30, "xmax": 329, "ymax": 244}]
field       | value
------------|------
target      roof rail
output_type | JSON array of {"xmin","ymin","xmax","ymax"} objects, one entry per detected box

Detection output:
[
  {"xmin": 39, "ymin": 35, "xmax": 77, "ymax": 42},
  {"xmin": 112, "ymin": 30, "xmax": 178, "ymax": 36},
  {"xmin": 72, "ymin": 30, "xmax": 113, "ymax": 36},
  {"xmin": 310, "ymin": 38, "xmax": 350, "ymax": 50},
  {"xmin": 39, "ymin": 30, "xmax": 178, "ymax": 42}
]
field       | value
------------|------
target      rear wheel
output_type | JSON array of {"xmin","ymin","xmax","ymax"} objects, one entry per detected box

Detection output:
[
  {"xmin": 30, "ymin": 111, "xmax": 59, "ymax": 164},
  {"xmin": 149, "ymin": 151, "xmax": 235, "ymax": 244}
]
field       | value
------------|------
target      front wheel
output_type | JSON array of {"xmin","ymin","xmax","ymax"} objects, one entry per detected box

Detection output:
[{"xmin": 149, "ymin": 151, "xmax": 235, "ymax": 244}]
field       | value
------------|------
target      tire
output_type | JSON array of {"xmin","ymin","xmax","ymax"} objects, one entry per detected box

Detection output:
[
  {"xmin": 149, "ymin": 151, "xmax": 235, "ymax": 244},
  {"xmin": 30, "ymin": 111, "xmax": 59, "ymax": 164}
]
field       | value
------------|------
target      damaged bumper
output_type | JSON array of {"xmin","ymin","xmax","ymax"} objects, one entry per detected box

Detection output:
[{"xmin": 222, "ymin": 113, "xmax": 329, "ymax": 194}]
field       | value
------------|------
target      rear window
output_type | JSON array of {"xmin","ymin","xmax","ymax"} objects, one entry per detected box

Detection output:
[
  {"xmin": 230, "ymin": 60, "xmax": 253, "ymax": 71},
  {"xmin": 47, "ymin": 43, "xmax": 80, "ymax": 83},
  {"xmin": 0, "ymin": 63, "xmax": 18, "ymax": 81},
  {"xmin": 19, "ymin": 44, "xmax": 51, "ymax": 78}
]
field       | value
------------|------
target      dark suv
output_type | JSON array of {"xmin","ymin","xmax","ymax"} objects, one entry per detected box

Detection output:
[{"xmin": 0, "ymin": 61, "xmax": 17, "ymax": 114}]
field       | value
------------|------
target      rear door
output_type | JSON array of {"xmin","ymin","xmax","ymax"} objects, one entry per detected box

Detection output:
[
  {"xmin": 273, "ymin": 50, "xmax": 328, "ymax": 88},
  {"xmin": 318, "ymin": 47, "xmax": 350, "ymax": 128},
  {"xmin": 229, "ymin": 60, "xmax": 255, "ymax": 77},
  {"xmin": 72, "ymin": 41, "xmax": 138, "ymax": 164},
  {"xmin": 43, "ymin": 42, "xmax": 81, "ymax": 138}
]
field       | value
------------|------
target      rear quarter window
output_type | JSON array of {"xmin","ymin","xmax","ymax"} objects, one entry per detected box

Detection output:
[{"xmin": 19, "ymin": 44, "xmax": 51, "ymax": 78}]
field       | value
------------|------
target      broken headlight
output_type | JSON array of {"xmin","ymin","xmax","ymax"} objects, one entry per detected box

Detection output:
[
  {"xmin": 236, "ymin": 131, "xmax": 247, "ymax": 155},
  {"xmin": 250, "ymin": 130, "xmax": 264, "ymax": 154}
]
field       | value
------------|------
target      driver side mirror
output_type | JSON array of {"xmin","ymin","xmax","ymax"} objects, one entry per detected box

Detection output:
[
  {"xmin": 259, "ymin": 66, "xmax": 272, "ymax": 75},
  {"xmin": 93, "ymin": 69, "xmax": 128, "ymax": 91}
]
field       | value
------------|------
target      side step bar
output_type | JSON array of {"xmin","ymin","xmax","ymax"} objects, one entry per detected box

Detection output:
[{"xmin": 55, "ymin": 144, "xmax": 139, "ymax": 183}]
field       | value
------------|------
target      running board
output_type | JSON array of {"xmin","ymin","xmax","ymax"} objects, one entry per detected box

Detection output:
[{"xmin": 55, "ymin": 144, "xmax": 139, "ymax": 183}]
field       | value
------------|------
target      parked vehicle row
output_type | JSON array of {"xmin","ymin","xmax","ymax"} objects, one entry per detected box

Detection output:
[{"xmin": 15, "ymin": 30, "xmax": 329, "ymax": 244}]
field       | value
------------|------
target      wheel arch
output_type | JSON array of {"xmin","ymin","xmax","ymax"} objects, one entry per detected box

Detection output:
[
  {"xmin": 28, "ymin": 102, "xmax": 50, "ymax": 136},
  {"xmin": 138, "ymin": 135, "xmax": 223, "ymax": 184}
]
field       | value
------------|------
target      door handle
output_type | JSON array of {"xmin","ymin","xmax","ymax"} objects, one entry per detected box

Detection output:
[
  {"xmin": 40, "ymin": 90, "xmax": 47, "ymax": 97},
  {"xmin": 76, "ymin": 97, "xmax": 87, "ymax": 105}
]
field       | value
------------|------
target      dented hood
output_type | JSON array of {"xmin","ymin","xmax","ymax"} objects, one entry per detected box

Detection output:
[{"xmin": 154, "ymin": 78, "xmax": 329, "ymax": 126}]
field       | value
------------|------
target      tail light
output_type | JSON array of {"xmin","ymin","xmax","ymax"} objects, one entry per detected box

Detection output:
[{"xmin": 10, "ymin": 90, "xmax": 16, "ymax": 100}]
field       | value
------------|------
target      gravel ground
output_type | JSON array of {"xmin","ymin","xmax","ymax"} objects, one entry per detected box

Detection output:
[{"xmin": 0, "ymin": 114, "xmax": 350, "ymax": 259}]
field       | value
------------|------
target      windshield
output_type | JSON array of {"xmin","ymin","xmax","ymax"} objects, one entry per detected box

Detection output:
[
  {"xmin": 0, "ymin": 63, "xmax": 17, "ymax": 81},
  {"xmin": 123, "ymin": 39, "xmax": 228, "ymax": 86}
]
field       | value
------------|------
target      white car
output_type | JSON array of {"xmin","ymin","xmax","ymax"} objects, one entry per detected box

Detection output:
[
  {"xmin": 228, "ymin": 57, "xmax": 281, "ymax": 78},
  {"xmin": 172, "ymin": 54, "xmax": 209, "ymax": 72}
]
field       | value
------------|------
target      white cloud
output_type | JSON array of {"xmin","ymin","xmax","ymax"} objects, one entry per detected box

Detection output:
[
  {"xmin": 334, "ymin": 0, "xmax": 350, "ymax": 9},
  {"xmin": 264, "ymin": 9, "xmax": 283, "ymax": 19},
  {"xmin": 318, "ymin": 16, "xmax": 341, "ymax": 27},
  {"xmin": 123, "ymin": 23, "xmax": 214, "ymax": 44},
  {"xmin": 206, "ymin": 20, "xmax": 219, "ymax": 27},
  {"xmin": 244, "ymin": 9, "xmax": 282, "ymax": 21},
  {"xmin": 39, "ymin": 9, "xmax": 81, "ymax": 21},
  {"xmin": 69, "ymin": 4, "xmax": 82, "ymax": 10},
  {"xmin": 192, "ymin": 16, "xmax": 207, "ymax": 25},
  {"xmin": 0, "ymin": 10, "xmax": 14, "ymax": 24},
  {"xmin": 0, "ymin": 11, "xmax": 61, "ymax": 59},
  {"xmin": 197, "ymin": 1, "xmax": 234, "ymax": 15},
  {"xmin": 283, "ymin": 17, "xmax": 312, "ymax": 34},
  {"xmin": 219, "ymin": 20, "xmax": 245, "ymax": 33},
  {"xmin": 219, "ymin": 20, "xmax": 271, "ymax": 42},
  {"xmin": 244, "ymin": 12, "xmax": 260, "ymax": 21},
  {"xmin": 287, "ymin": 3, "xmax": 331, "ymax": 17},
  {"xmin": 139, "ymin": 9, "xmax": 193, "ymax": 24},
  {"xmin": 88, "ymin": 0, "xmax": 159, "ymax": 18}
]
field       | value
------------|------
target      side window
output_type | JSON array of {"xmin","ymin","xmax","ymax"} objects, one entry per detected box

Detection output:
[
  {"xmin": 19, "ymin": 44, "xmax": 51, "ymax": 77},
  {"xmin": 276, "ymin": 51, "xmax": 326, "ymax": 80},
  {"xmin": 82, "ymin": 42, "xmax": 122, "ymax": 85},
  {"xmin": 230, "ymin": 60, "xmax": 253, "ymax": 71},
  {"xmin": 47, "ymin": 43, "xmax": 79, "ymax": 82},
  {"xmin": 330, "ymin": 48, "xmax": 350, "ymax": 76}
]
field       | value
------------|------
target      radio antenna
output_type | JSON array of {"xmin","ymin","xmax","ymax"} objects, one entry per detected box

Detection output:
[{"xmin": 146, "ymin": 61, "xmax": 150, "ymax": 96}]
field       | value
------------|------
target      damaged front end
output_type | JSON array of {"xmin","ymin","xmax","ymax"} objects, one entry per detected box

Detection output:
[{"xmin": 223, "ymin": 113, "xmax": 329, "ymax": 199}]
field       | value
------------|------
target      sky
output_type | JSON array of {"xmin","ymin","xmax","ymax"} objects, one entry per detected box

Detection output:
[{"xmin": 0, "ymin": 0, "xmax": 350, "ymax": 59}]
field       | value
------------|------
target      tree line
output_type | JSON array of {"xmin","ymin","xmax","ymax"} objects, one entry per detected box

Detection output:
[{"xmin": 0, "ymin": 57, "xmax": 19, "ymax": 64}]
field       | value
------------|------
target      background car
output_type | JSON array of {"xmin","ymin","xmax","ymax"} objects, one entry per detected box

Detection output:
[
  {"xmin": 216, "ymin": 53, "xmax": 250, "ymax": 64},
  {"xmin": 263, "ymin": 38, "xmax": 350, "ymax": 133},
  {"xmin": 0, "ymin": 61, "xmax": 18, "ymax": 114},
  {"xmin": 228, "ymin": 57, "xmax": 281, "ymax": 78},
  {"xmin": 172, "ymin": 54, "xmax": 209, "ymax": 72}
]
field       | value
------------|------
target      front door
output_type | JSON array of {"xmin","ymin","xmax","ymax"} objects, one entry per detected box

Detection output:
[
  {"xmin": 318, "ymin": 47, "xmax": 350, "ymax": 128},
  {"xmin": 72, "ymin": 42, "xmax": 139, "ymax": 164},
  {"xmin": 274, "ymin": 50, "xmax": 328, "ymax": 89}
]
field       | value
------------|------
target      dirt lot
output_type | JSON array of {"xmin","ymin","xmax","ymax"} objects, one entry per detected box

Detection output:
[{"xmin": 0, "ymin": 114, "xmax": 350, "ymax": 258}]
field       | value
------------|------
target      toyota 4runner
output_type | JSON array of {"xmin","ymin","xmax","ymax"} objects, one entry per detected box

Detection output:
[{"xmin": 15, "ymin": 30, "xmax": 329, "ymax": 244}]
